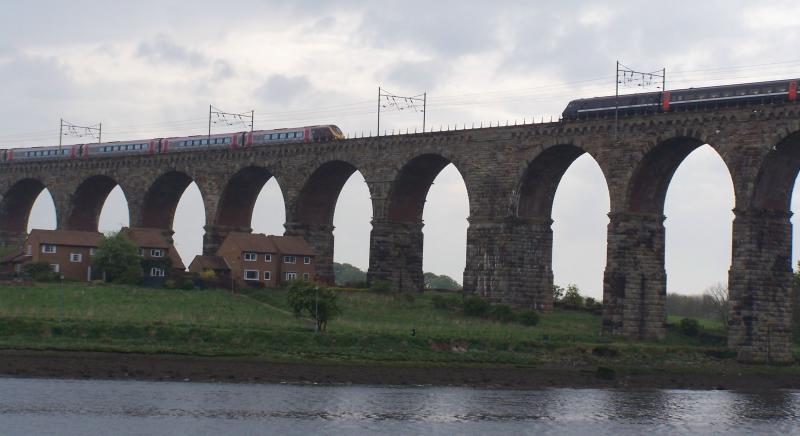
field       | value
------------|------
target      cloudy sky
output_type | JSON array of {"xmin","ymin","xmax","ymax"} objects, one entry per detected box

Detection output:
[{"xmin": 5, "ymin": 1, "xmax": 800, "ymax": 298}]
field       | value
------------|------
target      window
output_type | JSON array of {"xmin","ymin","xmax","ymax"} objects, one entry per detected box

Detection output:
[
  {"xmin": 50, "ymin": 264, "xmax": 60, "ymax": 273},
  {"xmin": 244, "ymin": 252, "xmax": 257, "ymax": 261},
  {"xmin": 90, "ymin": 248, "xmax": 96, "ymax": 256},
  {"xmin": 151, "ymin": 249, "xmax": 164, "ymax": 258},
  {"xmin": 244, "ymin": 270, "xmax": 259, "ymax": 281},
  {"xmin": 25, "ymin": 245, "xmax": 32, "ymax": 256},
  {"xmin": 283, "ymin": 255, "xmax": 296, "ymax": 264},
  {"xmin": 150, "ymin": 268, "xmax": 165, "ymax": 277},
  {"xmin": 42, "ymin": 244, "xmax": 56, "ymax": 254},
  {"xmin": 303, "ymin": 256, "xmax": 311, "ymax": 265},
  {"xmin": 303, "ymin": 273, "xmax": 310, "ymax": 281},
  {"xmin": 70, "ymin": 253, "xmax": 82, "ymax": 263},
  {"xmin": 285, "ymin": 272, "xmax": 297, "ymax": 281},
  {"xmin": 264, "ymin": 271, "xmax": 271, "ymax": 281},
  {"xmin": 265, "ymin": 253, "xmax": 272, "ymax": 262}
]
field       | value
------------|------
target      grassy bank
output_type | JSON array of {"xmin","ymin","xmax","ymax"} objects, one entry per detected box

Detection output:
[{"xmin": 0, "ymin": 283, "xmax": 797, "ymax": 375}]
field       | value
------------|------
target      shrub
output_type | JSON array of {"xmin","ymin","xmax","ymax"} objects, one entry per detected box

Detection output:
[
  {"xmin": 463, "ymin": 296, "xmax": 490, "ymax": 318},
  {"xmin": 287, "ymin": 281, "xmax": 341, "ymax": 332},
  {"xmin": 679, "ymin": 318, "xmax": 701, "ymax": 337},
  {"xmin": 369, "ymin": 280, "xmax": 391, "ymax": 293},
  {"xmin": 489, "ymin": 304, "xmax": 517, "ymax": 323},
  {"xmin": 199, "ymin": 270, "xmax": 217, "ymax": 281},
  {"xmin": 517, "ymin": 309, "xmax": 540, "ymax": 326},
  {"xmin": 181, "ymin": 280, "xmax": 195, "ymax": 291},
  {"xmin": 164, "ymin": 280, "xmax": 177, "ymax": 289},
  {"xmin": 24, "ymin": 261, "xmax": 57, "ymax": 282},
  {"xmin": 431, "ymin": 294, "xmax": 461, "ymax": 311}
]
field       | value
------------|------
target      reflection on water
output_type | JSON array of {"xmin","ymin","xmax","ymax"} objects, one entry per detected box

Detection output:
[{"xmin": 0, "ymin": 377, "xmax": 797, "ymax": 435}]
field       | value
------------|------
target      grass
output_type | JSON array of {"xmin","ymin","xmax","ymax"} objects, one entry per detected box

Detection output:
[{"xmin": 0, "ymin": 282, "xmax": 794, "ymax": 370}]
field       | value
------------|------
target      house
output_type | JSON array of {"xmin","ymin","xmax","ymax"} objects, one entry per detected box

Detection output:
[
  {"xmin": 190, "ymin": 232, "xmax": 316, "ymax": 287},
  {"xmin": 187, "ymin": 255, "xmax": 232, "ymax": 286},
  {"xmin": 23, "ymin": 229, "xmax": 103, "ymax": 281},
  {"xmin": 119, "ymin": 227, "xmax": 185, "ymax": 284},
  {"xmin": 0, "ymin": 250, "xmax": 27, "ymax": 278}
]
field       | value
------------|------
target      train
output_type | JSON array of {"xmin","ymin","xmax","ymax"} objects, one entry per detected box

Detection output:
[
  {"xmin": 0, "ymin": 125, "xmax": 344, "ymax": 163},
  {"xmin": 562, "ymin": 78, "xmax": 798, "ymax": 119}
]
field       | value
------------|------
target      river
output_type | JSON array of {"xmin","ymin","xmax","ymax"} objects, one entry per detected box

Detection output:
[{"xmin": 0, "ymin": 377, "xmax": 797, "ymax": 435}]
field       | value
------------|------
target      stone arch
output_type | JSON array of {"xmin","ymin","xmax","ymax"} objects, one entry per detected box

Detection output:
[
  {"xmin": 216, "ymin": 166, "xmax": 283, "ymax": 230},
  {"xmin": 65, "ymin": 174, "xmax": 126, "ymax": 231},
  {"xmin": 140, "ymin": 171, "xmax": 197, "ymax": 229},
  {"xmin": 751, "ymin": 131, "xmax": 800, "ymax": 211},
  {"xmin": 515, "ymin": 144, "xmax": 607, "ymax": 219},
  {"xmin": 386, "ymin": 153, "xmax": 471, "ymax": 223},
  {"xmin": 294, "ymin": 160, "xmax": 366, "ymax": 226},
  {"xmin": 0, "ymin": 178, "xmax": 51, "ymax": 245},
  {"xmin": 627, "ymin": 136, "xmax": 733, "ymax": 214}
]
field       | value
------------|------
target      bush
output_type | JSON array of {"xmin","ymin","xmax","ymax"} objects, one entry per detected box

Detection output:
[
  {"xmin": 489, "ymin": 304, "xmax": 517, "ymax": 323},
  {"xmin": 679, "ymin": 318, "xmax": 701, "ymax": 337},
  {"xmin": 369, "ymin": 280, "xmax": 391, "ymax": 293},
  {"xmin": 181, "ymin": 280, "xmax": 195, "ymax": 291},
  {"xmin": 517, "ymin": 309, "xmax": 540, "ymax": 326},
  {"xmin": 431, "ymin": 294, "xmax": 461, "ymax": 311},
  {"xmin": 25, "ymin": 261, "xmax": 57, "ymax": 282},
  {"xmin": 164, "ymin": 279, "xmax": 176, "ymax": 289},
  {"xmin": 463, "ymin": 296, "xmax": 490, "ymax": 318},
  {"xmin": 287, "ymin": 281, "xmax": 342, "ymax": 332}
]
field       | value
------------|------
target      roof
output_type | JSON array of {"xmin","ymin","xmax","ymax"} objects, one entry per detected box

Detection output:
[
  {"xmin": 220, "ymin": 232, "xmax": 278, "ymax": 254},
  {"xmin": 28, "ymin": 229, "xmax": 103, "ymax": 248},
  {"xmin": 119, "ymin": 227, "xmax": 171, "ymax": 249},
  {"xmin": 189, "ymin": 255, "xmax": 230, "ymax": 271},
  {"xmin": 268, "ymin": 235, "xmax": 315, "ymax": 256},
  {"xmin": 0, "ymin": 251, "xmax": 26, "ymax": 264}
]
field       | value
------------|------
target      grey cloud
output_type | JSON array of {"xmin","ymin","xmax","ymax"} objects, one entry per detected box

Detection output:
[
  {"xmin": 384, "ymin": 60, "xmax": 449, "ymax": 92},
  {"xmin": 212, "ymin": 60, "xmax": 235, "ymax": 80},
  {"xmin": 255, "ymin": 74, "xmax": 313, "ymax": 105},
  {"xmin": 136, "ymin": 34, "xmax": 207, "ymax": 67}
]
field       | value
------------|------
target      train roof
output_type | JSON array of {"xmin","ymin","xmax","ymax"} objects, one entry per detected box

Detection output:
[{"xmin": 567, "ymin": 78, "xmax": 799, "ymax": 104}]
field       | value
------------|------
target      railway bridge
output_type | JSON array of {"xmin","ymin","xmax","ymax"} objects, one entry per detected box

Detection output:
[{"xmin": 2, "ymin": 100, "xmax": 799, "ymax": 363}]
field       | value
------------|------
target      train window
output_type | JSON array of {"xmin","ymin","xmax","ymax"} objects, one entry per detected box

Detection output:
[{"xmin": 225, "ymin": 137, "xmax": 231, "ymax": 144}]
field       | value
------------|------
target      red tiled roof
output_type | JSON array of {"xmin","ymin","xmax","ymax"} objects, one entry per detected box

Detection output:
[
  {"xmin": 189, "ymin": 255, "xmax": 231, "ymax": 271},
  {"xmin": 119, "ymin": 227, "xmax": 171, "ymax": 249},
  {"xmin": 28, "ymin": 229, "xmax": 103, "ymax": 248},
  {"xmin": 221, "ymin": 232, "xmax": 278, "ymax": 254},
  {"xmin": 268, "ymin": 235, "xmax": 315, "ymax": 256}
]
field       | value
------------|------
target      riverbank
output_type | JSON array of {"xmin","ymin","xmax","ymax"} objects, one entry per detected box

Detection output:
[
  {"xmin": 2, "ymin": 349, "xmax": 799, "ymax": 390},
  {"xmin": 0, "ymin": 283, "xmax": 798, "ymax": 389}
]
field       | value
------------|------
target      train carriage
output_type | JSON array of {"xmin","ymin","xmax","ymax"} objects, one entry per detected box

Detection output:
[
  {"xmin": 5, "ymin": 145, "xmax": 79, "ymax": 162},
  {"xmin": 162, "ymin": 132, "xmax": 242, "ymax": 153},
  {"xmin": 81, "ymin": 139, "xmax": 159, "ymax": 158},
  {"xmin": 246, "ymin": 125, "xmax": 344, "ymax": 147}
]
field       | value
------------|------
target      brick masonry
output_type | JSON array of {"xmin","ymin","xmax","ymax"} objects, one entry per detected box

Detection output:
[{"xmin": 1, "ymin": 101, "xmax": 799, "ymax": 362}]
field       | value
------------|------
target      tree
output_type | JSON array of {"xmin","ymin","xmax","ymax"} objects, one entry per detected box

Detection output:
[
  {"xmin": 704, "ymin": 282, "xmax": 729, "ymax": 330},
  {"xmin": 287, "ymin": 281, "xmax": 341, "ymax": 332},
  {"xmin": 333, "ymin": 262, "xmax": 367, "ymax": 287},
  {"xmin": 561, "ymin": 284, "xmax": 584, "ymax": 309},
  {"xmin": 93, "ymin": 232, "xmax": 142, "ymax": 284},
  {"xmin": 424, "ymin": 272, "xmax": 462, "ymax": 290},
  {"xmin": 553, "ymin": 284, "xmax": 564, "ymax": 303}
]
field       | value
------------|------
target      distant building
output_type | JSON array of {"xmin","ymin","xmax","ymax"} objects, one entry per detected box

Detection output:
[
  {"xmin": 23, "ymin": 229, "xmax": 104, "ymax": 281},
  {"xmin": 119, "ymin": 227, "xmax": 185, "ymax": 284},
  {"xmin": 189, "ymin": 232, "xmax": 315, "ymax": 287},
  {"xmin": 0, "ymin": 250, "xmax": 28, "ymax": 278}
]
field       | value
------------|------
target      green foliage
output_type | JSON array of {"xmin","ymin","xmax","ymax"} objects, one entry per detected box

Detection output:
[
  {"xmin": 423, "ymin": 272, "xmax": 462, "ymax": 290},
  {"xmin": 553, "ymin": 285, "xmax": 564, "ymax": 303},
  {"xmin": 93, "ymin": 232, "xmax": 142, "ymax": 285},
  {"xmin": 463, "ymin": 295, "xmax": 490, "ymax": 318},
  {"xmin": 369, "ymin": 280, "xmax": 391, "ymax": 293},
  {"xmin": 667, "ymin": 293, "xmax": 721, "ymax": 320},
  {"xmin": 333, "ymin": 262, "xmax": 367, "ymax": 287},
  {"xmin": 679, "ymin": 318, "xmax": 701, "ymax": 337},
  {"xmin": 286, "ymin": 281, "xmax": 342, "ymax": 332},
  {"xmin": 561, "ymin": 284, "xmax": 584, "ymax": 310},
  {"xmin": 181, "ymin": 280, "xmax": 195, "ymax": 291},
  {"xmin": 517, "ymin": 309, "xmax": 540, "ymax": 326},
  {"xmin": 431, "ymin": 294, "xmax": 461, "ymax": 311},
  {"xmin": 164, "ymin": 279, "xmax": 177, "ymax": 289},
  {"xmin": 489, "ymin": 304, "xmax": 516, "ymax": 323},
  {"xmin": 25, "ymin": 261, "xmax": 58, "ymax": 281}
]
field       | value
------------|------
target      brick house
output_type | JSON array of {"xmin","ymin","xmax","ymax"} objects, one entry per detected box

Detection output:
[
  {"xmin": 23, "ymin": 229, "xmax": 103, "ymax": 281},
  {"xmin": 119, "ymin": 227, "xmax": 185, "ymax": 283},
  {"xmin": 189, "ymin": 232, "xmax": 315, "ymax": 287}
]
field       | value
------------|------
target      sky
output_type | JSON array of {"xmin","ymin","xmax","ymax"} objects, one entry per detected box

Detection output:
[{"xmin": 4, "ymin": 0, "xmax": 800, "ymax": 299}]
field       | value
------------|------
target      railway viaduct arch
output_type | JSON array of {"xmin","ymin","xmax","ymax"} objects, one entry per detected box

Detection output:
[{"xmin": 2, "ymin": 101, "xmax": 799, "ymax": 363}]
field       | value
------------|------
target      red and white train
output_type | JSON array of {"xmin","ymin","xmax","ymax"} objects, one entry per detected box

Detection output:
[{"xmin": 0, "ymin": 125, "xmax": 344, "ymax": 163}]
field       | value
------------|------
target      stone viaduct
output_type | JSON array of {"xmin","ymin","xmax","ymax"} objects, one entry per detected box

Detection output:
[{"xmin": 1, "ymin": 99, "xmax": 799, "ymax": 363}]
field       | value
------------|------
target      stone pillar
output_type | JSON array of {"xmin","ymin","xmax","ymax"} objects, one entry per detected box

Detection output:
[
  {"xmin": 463, "ymin": 218, "xmax": 553, "ymax": 311},
  {"xmin": 728, "ymin": 209, "xmax": 794, "ymax": 364},
  {"xmin": 284, "ymin": 221, "xmax": 336, "ymax": 285},
  {"xmin": 602, "ymin": 212, "xmax": 667, "ymax": 340},
  {"xmin": 0, "ymin": 230, "xmax": 28, "ymax": 251},
  {"xmin": 202, "ymin": 224, "xmax": 251, "ymax": 256},
  {"xmin": 367, "ymin": 218, "xmax": 424, "ymax": 292}
]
